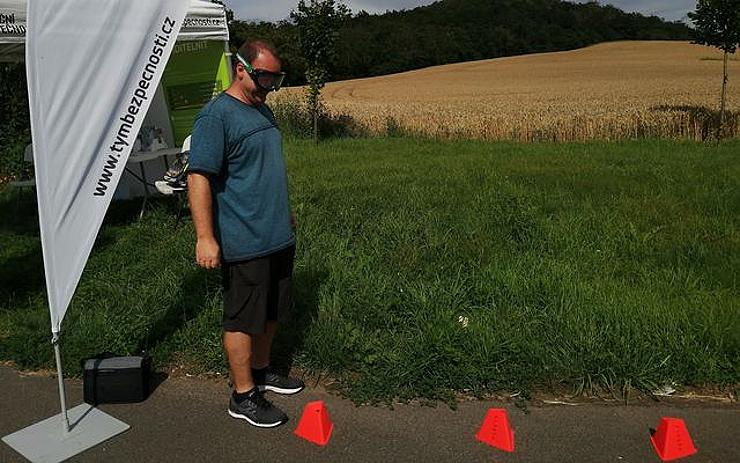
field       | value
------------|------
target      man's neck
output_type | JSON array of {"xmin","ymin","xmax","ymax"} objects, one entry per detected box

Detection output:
[{"xmin": 225, "ymin": 86, "xmax": 255, "ymax": 106}]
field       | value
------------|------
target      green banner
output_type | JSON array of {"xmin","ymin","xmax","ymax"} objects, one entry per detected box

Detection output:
[{"xmin": 161, "ymin": 40, "xmax": 231, "ymax": 146}]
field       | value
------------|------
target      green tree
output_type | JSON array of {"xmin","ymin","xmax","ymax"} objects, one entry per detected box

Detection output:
[
  {"xmin": 689, "ymin": 0, "xmax": 740, "ymax": 139},
  {"xmin": 290, "ymin": 0, "xmax": 349, "ymax": 143}
]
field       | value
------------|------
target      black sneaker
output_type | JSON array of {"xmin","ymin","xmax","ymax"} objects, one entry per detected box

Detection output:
[
  {"xmin": 228, "ymin": 389, "xmax": 288, "ymax": 428},
  {"xmin": 254, "ymin": 369, "xmax": 305, "ymax": 395}
]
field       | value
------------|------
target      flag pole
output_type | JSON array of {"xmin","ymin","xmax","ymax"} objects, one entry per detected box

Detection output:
[{"xmin": 51, "ymin": 332, "xmax": 70, "ymax": 434}]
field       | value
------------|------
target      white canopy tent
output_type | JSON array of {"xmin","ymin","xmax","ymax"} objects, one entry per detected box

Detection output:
[
  {"xmin": 1, "ymin": 1, "xmax": 230, "ymax": 461},
  {"xmin": 1, "ymin": 0, "xmax": 232, "ymax": 200},
  {"xmin": 0, "ymin": 0, "xmax": 229, "ymax": 61}
]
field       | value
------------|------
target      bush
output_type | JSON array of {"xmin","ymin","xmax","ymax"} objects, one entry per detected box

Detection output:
[
  {"xmin": 0, "ymin": 63, "xmax": 31, "ymax": 182},
  {"xmin": 271, "ymin": 92, "xmax": 367, "ymax": 140}
]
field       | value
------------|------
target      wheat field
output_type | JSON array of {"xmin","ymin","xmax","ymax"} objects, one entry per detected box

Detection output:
[{"xmin": 283, "ymin": 41, "xmax": 740, "ymax": 141}]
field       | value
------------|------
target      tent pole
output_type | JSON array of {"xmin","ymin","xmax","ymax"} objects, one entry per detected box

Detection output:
[
  {"xmin": 51, "ymin": 332, "xmax": 70, "ymax": 434},
  {"xmin": 225, "ymin": 42, "xmax": 234, "ymax": 82}
]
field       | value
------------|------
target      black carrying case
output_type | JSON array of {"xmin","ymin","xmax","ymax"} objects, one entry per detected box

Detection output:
[{"xmin": 82, "ymin": 353, "xmax": 151, "ymax": 405}]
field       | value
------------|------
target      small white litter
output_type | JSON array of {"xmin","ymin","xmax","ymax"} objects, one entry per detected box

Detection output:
[{"xmin": 652, "ymin": 383, "xmax": 677, "ymax": 397}]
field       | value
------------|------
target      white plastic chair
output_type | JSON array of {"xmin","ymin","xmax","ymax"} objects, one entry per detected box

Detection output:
[
  {"xmin": 154, "ymin": 135, "xmax": 191, "ymax": 225},
  {"xmin": 9, "ymin": 144, "xmax": 35, "ymax": 189}
]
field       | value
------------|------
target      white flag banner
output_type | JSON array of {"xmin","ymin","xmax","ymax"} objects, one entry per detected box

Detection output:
[{"xmin": 26, "ymin": 0, "xmax": 190, "ymax": 333}]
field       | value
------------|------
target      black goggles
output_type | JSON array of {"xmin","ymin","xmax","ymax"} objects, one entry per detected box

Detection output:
[{"xmin": 236, "ymin": 53, "xmax": 286, "ymax": 92}]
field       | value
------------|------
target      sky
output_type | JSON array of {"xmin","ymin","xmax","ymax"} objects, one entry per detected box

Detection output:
[{"xmin": 224, "ymin": 0, "xmax": 697, "ymax": 23}]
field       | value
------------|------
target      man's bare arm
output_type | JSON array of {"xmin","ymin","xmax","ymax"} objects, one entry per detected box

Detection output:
[{"xmin": 188, "ymin": 172, "xmax": 221, "ymax": 269}]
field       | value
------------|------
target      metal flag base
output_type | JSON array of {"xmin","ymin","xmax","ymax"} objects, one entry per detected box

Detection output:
[{"xmin": 2, "ymin": 403, "xmax": 130, "ymax": 463}]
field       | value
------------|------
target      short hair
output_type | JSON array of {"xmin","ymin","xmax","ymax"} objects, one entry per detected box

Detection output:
[{"xmin": 236, "ymin": 40, "xmax": 280, "ymax": 68}]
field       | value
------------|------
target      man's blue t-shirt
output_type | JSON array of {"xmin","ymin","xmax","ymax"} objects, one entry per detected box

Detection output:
[{"xmin": 189, "ymin": 93, "xmax": 294, "ymax": 262}]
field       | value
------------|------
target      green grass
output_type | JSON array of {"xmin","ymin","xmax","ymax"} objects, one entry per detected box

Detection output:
[{"xmin": 1, "ymin": 137, "xmax": 738, "ymax": 403}]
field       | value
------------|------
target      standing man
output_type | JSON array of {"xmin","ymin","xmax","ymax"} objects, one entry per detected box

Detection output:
[{"xmin": 188, "ymin": 40, "xmax": 304, "ymax": 428}]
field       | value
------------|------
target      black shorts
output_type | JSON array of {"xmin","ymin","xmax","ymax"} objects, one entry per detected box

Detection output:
[{"xmin": 221, "ymin": 245, "xmax": 295, "ymax": 335}]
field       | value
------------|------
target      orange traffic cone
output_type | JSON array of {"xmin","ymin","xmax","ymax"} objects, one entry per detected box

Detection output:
[
  {"xmin": 650, "ymin": 417, "xmax": 698, "ymax": 461},
  {"xmin": 476, "ymin": 408, "xmax": 515, "ymax": 452},
  {"xmin": 294, "ymin": 401, "xmax": 334, "ymax": 446}
]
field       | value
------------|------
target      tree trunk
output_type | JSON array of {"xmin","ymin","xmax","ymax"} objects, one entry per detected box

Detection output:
[
  {"xmin": 718, "ymin": 50, "xmax": 728, "ymax": 141},
  {"xmin": 313, "ymin": 106, "xmax": 319, "ymax": 145}
]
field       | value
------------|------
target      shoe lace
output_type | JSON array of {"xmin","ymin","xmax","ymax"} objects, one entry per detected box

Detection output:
[{"xmin": 250, "ymin": 390, "xmax": 274, "ymax": 410}]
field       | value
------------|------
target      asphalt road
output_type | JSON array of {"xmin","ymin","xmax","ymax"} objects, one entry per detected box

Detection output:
[{"xmin": 1, "ymin": 366, "xmax": 738, "ymax": 462}]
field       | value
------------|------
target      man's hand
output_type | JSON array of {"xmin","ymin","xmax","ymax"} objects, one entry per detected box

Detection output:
[
  {"xmin": 196, "ymin": 237, "xmax": 221, "ymax": 269},
  {"xmin": 290, "ymin": 210, "xmax": 297, "ymax": 229},
  {"xmin": 189, "ymin": 172, "xmax": 220, "ymax": 269}
]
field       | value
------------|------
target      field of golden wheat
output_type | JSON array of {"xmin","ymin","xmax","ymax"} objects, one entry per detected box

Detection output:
[{"xmin": 281, "ymin": 41, "xmax": 740, "ymax": 141}]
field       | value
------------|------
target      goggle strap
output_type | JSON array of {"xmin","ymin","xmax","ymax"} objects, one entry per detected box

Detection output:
[
  {"xmin": 236, "ymin": 52, "xmax": 284, "ymax": 91},
  {"xmin": 236, "ymin": 53, "xmax": 254, "ymax": 73}
]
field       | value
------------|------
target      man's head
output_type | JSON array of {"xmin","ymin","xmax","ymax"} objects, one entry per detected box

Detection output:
[{"xmin": 231, "ymin": 41, "xmax": 284, "ymax": 106}]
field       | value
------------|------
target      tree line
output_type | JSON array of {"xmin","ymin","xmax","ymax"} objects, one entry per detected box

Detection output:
[{"xmin": 229, "ymin": 0, "xmax": 692, "ymax": 87}]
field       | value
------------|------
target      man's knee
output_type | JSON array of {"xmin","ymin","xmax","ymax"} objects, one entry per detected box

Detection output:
[{"xmin": 223, "ymin": 331, "xmax": 253, "ymax": 360}]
